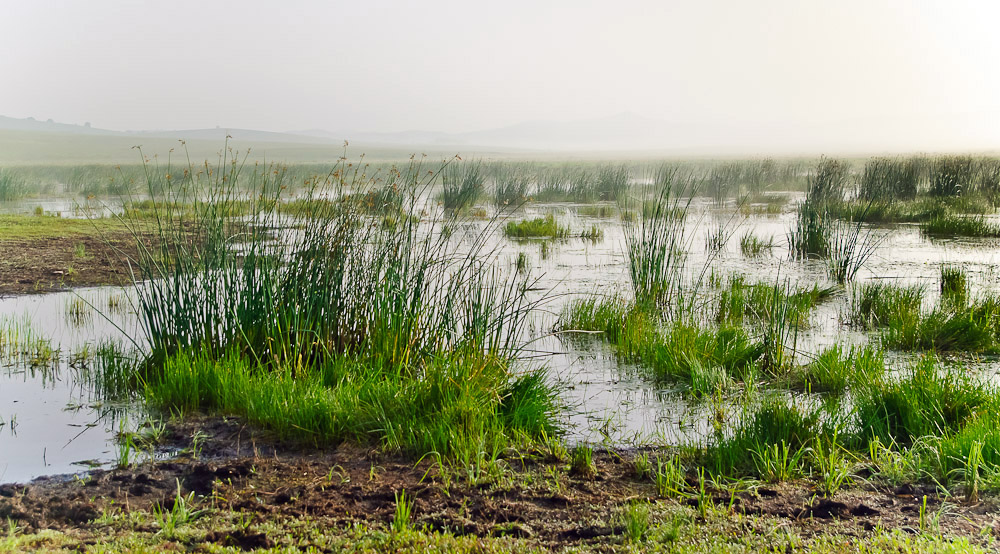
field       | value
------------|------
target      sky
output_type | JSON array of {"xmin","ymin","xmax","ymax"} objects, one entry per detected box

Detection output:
[{"xmin": 2, "ymin": 0, "xmax": 1000, "ymax": 152}]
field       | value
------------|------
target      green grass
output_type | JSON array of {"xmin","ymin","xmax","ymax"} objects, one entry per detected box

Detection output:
[
  {"xmin": 923, "ymin": 214, "xmax": 1000, "ymax": 237},
  {"xmin": 788, "ymin": 202, "xmax": 829, "ymax": 259},
  {"xmin": 859, "ymin": 157, "xmax": 921, "ymax": 201},
  {"xmin": 788, "ymin": 344, "xmax": 884, "ymax": 393},
  {"xmin": 940, "ymin": 265, "xmax": 968, "ymax": 305},
  {"xmin": 504, "ymin": 214, "xmax": 569, "ymax": 239},
  {"xmin": 493, "ymin": 163, "xmax": 531, "ymax": 207},
  {"xmin": 826, "ymin": 218, "xmax": 882, "ymax": 283},
  {"xmin": 852, "ymin": 356, "xmax": 994, "ymax": 447},
  {"xmin": 806, "ymin": 158, "xmax": 848, "ymax": 205},
  {"xmin": 144, "ymin": 349, "xmax": 559, "ymax": 459},
  {"xmin": 709, "ymin": 394, "xmax": 821, "ymax": 476},
  {"xmin": 559, "ymin": 297, "xmax": 762, "ymax": 392},
  {"xmin": 881, "ymin": 295, "xmax": 1000, "ymax": 354},
  {"xmin": 715, "ymin": 275, "xmax": 835, "ymax": 327},
  {"xmin": 0, "ymin": 168, "xmax": 27, "ymax": 201},
  {"xmin": 848, "ymin": 281, "xmax": 924, "ymax": 329},
  {"xmin": 930, "ymin": 155, "xmax": 976, "ymax": 197},
  {"xmin": 579, "ymin": 225, "xmax": 603, "ymax": 241},
  {"xmin": 621, "ymin": 180, "xmax": 692, "ymax": 311}
]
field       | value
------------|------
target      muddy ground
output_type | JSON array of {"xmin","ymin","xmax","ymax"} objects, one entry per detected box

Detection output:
[
  {"xmin": 3, "ymin": 416, "xmax": 999, "ymax": 552},
  {"xmin": 0, "ymin": 232, "xmax": 138, "ymax": 295}
]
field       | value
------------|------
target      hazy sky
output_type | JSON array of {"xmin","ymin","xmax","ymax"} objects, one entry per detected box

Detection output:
[{"xmin": 3, "ymin": 0, "xmax": 1000, "ymax": 151}]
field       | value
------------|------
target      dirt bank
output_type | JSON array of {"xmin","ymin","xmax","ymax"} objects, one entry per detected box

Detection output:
[{"xmin": 2, "ymin": 416, "xmax": 999, "ymax": 552}]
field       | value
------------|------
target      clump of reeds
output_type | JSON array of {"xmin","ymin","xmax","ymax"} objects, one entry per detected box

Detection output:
[
  {"xmin": 806, "ymin": 158, "xmax": 849, "ymax": 205},
  {"xmin": 930, "ymin": 155, "xmax": 975, "ymax": 197},
  {"xmin": 788, "ymin": 201, "xmax": 829, "ymax": 259},
  {"xmin": 826, "ymin": 218, "xmax": 883, "ymax": 283},
  {"xmin": 859, "ymin": 157, "xmax": 920, "ymax": 201},
  {"xmin": 441, "ymin": 159, "xmax": 484, "ymax": 211},
  {"xmin": 0, "ymin": 169, "xmax": 27, "ymax": 201},
  {"xmin": 620, "ymin": 180, "xmax": 691, "ymax": 311},
  {"xmin": 493, "ymin": 163, "xmax": 531, "ymax": 207},
  {"xmin": 594, "ymin": 164, "xmax": 630, "ymax": 201},
  {"xmin": 940, "ymin": 264, "xmax": 968, "ymax": 305},
  {"xmin": 112, "ymin": 146, "xmax": 561, "ymax": 460}
]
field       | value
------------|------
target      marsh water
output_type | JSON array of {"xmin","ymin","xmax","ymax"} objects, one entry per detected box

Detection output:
[{"xmin": 3, "ymin": 193, "xmax": 1000, "ymax": 483}]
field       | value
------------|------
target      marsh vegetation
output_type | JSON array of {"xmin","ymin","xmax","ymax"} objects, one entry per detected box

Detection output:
[{"xmin": 6, "ymin": 151, "xmax": 1000, "ymax": 550}]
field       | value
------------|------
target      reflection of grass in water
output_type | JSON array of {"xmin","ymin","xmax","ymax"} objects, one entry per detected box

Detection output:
[
  {"xmin": 65, "ymin": 297, "xmax": 94, "ymax": 328},
  {"xmin": 0, "ymin": 315, "xmax": 58, "ymax": 369}
]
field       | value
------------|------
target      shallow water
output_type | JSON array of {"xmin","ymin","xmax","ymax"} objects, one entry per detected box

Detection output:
[
  {"xmin": 3, "ymin": 193, "xmax": 1000, "ymax": 482},
  {"xmin": 0, "ymin": 287, "xmax": 141, "ymax": 483}
]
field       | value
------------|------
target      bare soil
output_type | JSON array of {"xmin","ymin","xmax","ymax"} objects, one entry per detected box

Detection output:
[
  {"xmin": 4, "ymin": 416, "xmax": 1000, "ymax": 552},
  {"xmin": 0, "ymin": 233, "xmax": 139, "ymax": 295}
]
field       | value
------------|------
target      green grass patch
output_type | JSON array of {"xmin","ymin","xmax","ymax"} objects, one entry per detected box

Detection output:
[
  {"xmin": 923, "ymin": 214, "xmax": 1000, "ymax": 237},
  {"xmin": 788, "ymin": 344, "xmax": 884, "ymax": 393},
  {"xmin": 848, "ymin": 281, "xmax": 924, "ymax": 329},
  {"xmin": 503, "ymin": 214, "xmax": 569, "ymax": 239},
  {"xmin": 716, "ymin": 275, "xmax": 834, "ymax": 327},
  {"xmin": 144, "ymin": 350, "xmax": 559, "ymax": 458},
  {"xmin": 738, "ymin": 232, "xmax": 774, "ymax": 257},
  {"xmin": 881, "ymin": 295, "xmax": 1000, "ymax": 354},
  {"xmin": 852, "ymin": 356, "xmax": 994, "ymax": 448}
]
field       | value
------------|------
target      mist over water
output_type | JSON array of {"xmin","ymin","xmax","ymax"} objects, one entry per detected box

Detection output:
[{"xmin": 1, "ymin": 1, "xmax": 999, "ymax": 155}]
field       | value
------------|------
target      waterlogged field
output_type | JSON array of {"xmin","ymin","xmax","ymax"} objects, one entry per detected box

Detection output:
[{"xmin": 4, "ymin": 154, "xmax": 1000, "ymax": 551}]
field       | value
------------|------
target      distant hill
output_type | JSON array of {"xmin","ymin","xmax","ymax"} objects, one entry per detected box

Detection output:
[
  {"xmin": 292, "ymin": 112, "xmax": 688, "ymax": 151},
  {"xmin": 0, "ymin": 115, "xmax": 117, "ymax": 136}
]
